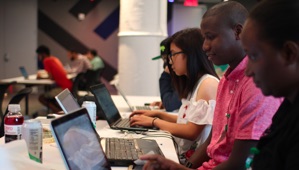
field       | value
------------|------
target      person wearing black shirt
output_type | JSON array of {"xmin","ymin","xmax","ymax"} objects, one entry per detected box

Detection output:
[
  {"xmin": 151, "ymin": 37, "xmax": 182, "ymax": 112},
  {"xmin": 241, "ymin": 0, "xmax": 299, "ymax": 169}
]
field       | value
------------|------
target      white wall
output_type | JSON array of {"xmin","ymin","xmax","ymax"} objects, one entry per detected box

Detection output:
[
  {"xmin": 118, "ymin": 0, "xmax": 167, "ymax": 96},
  {"xmin": 38, "ymin": 0, "xmax": 119, "ymax": 70},
  {"xmin": 170, "ymin": 4, "xmax": 207, "ymax": 35},
  {"xmin": 0, "ymin": 0, "xmax": 37, "ymax": 79},
  {"xmin": 0, "ymin": 0, "xmax": 4, "ymax": 79}
]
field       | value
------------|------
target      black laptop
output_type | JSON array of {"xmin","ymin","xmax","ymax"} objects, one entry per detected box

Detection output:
[
  {"xmin": 90, "ymin": 83, "xmax": 153, "ymax": 132},
  {"xmin": 51, "ymin": 108, "xmax": 164, "ymax": 167},
  {"xmin": 50, "ymin": 108, "xmax": 111, "ymax": 170}
]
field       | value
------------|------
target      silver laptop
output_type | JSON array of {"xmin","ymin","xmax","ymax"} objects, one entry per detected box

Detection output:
[
  {"xmin": 114, "ymin": 84, "xmax": 153, "ymax": 111},
  {"xmin": 50, "ymin": 108, "xmax": 111, "ymax": 170},
  {"xmin": 55, "ymin": 89, "xmax": 81, "ymax": 114}
]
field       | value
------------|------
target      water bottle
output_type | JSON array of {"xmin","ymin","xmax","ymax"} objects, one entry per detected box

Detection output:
[
  {"xmin": 4, "ymin": 104, "xmax": 24, "ymax": 143},
  {"xmin": 245, "ymin": 147, "xmax": 260, "ymax": 170},
  {"xmin": 82, "ymin": 101, "xmax": 97, "ymax": 128}
]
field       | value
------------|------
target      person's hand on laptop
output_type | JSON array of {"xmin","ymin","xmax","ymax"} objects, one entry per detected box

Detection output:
[
  {"xmin": 130, "ymin": 110, "xmax": 158, "ymax": 118},
  {"xmin": 130, "ymin": 114, "xmax": 157, "ymax": 127},
  {"xmin": 140, "ymin": 154, "xmax": 189, "ymax": 170},
  {"xmin": 150, "ymin": 101, "xmax": 164, "ymax": 109}
]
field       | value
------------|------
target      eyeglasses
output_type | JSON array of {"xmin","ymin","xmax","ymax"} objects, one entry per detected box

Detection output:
[{"xmin": 168, "ymin": 51, "xmax": 184, "ymax": 62}]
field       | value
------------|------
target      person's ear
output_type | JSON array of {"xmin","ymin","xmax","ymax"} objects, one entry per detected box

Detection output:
[
  {"xmin": 234, "ymin": 24, "xmax": 243, "ymax": 40},
  {"xmin": 282, "ymin": 41, "xmax": 299, "ymax": 66}
]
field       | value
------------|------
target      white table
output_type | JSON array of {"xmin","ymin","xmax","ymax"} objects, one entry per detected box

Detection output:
[
  {"xmin": 0, "ymin": 95, "xmax": 178, "ymax": 170},
  {"xmin": 0, "ymin": 73, "xmax": 76, "ymax": 114},
  {"xmin": 0, "ymin": 74, "xmax": 76, "ymax": 85}
]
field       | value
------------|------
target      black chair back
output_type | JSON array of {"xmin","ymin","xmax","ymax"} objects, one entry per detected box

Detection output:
[
  {"xmin": 0, "ymin": 81, "xmax": 16, "ymax": 118},
  {"xmin": 72, "ymin": 68, "xmax": 104, "ymax": 98},
  {"xmin": 0, "ymin": 87, "xmax": 32, "ymax": 138}
]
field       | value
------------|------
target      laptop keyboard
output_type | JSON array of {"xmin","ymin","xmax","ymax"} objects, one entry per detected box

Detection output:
[
  {"xmin": 106, "ymin": 138, "xmax": 144, "ymax": 160},
  {"xmin": 117, "ymin": 119, "xmax": 131, "ymax": 128},
  {"xmin": 135, "ymin": 106, "xmax": 151, "ymax": 110}
]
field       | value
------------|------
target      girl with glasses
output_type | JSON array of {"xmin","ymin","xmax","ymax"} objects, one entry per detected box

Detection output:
[{"xmin": 130, "ymin": 28, "xmax": 219, "ymax": 163}]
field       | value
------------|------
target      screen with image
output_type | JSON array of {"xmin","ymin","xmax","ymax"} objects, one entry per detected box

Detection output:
[{"xmin": 52, "ymin": 112, "xmax": 111, "ymax": 170}]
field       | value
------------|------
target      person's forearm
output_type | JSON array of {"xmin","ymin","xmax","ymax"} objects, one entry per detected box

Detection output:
[
  {"xmin": 187, "ymin": 132, "xmax": 212, "ymax": 168},
  {"xmin": 212, "ymin": 140, "xmax": 257, "ymax": 170},
  {"xmin": 156, "ymin": 111, "xmax": 177, "ymax": 123}
]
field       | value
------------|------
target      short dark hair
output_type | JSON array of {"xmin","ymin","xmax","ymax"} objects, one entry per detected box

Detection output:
[
  {"xmin": 249, "ymin": 0, "xmax": 299, "ymax": 48},
  {"xmin": 89, "ymin": 49, "xmax": 98, "ymax": 56},
  {"xmin": 203, "ymin": 1, "xmax": 248, "ymax": 27},
  {"xmin": 36, "ymin": 45, "xmax": 50, "ymax": 55}
]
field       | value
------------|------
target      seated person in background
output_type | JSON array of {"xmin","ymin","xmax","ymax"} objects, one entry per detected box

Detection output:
[
  {"xmin": 130, "ymin": 28, "xmax": 219, "ymax": 162},
  {"xmin": 151, "ymin": 37, "xmax": 182, "ymax": 112},
  {"xmin": 139, "ymin": 1, "xmax": 282, "ymax": 170},
  {"xmin": 241, "ymin": 0, "xmax": 299, "ymax": 169},
  {"xmin": 86, "ymin": 49, "xmax": 105, "ymax": 71},
  {"xmin": 67, "ymin": 49, "xmax": 91, "ymax": 74},
  {"xmin": 36, "ymin": 45, "xmax": 73, "ymax": 113}
]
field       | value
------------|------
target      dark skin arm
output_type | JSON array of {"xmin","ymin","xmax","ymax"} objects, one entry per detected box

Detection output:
[
  {"xmin": 187, "ymin": 131, "xmax": 211, "ymax": 168},
  {"xmin": 213, "ymin": 139, "xmax": 257, "ymax": 170},
  {"xmin": 188, "ymin": 132, "xmax": 257, "ymax": 170}
]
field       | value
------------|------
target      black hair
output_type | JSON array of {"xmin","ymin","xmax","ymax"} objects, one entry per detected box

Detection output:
[
  {"xmin": 36, "ymin": 45, "xmax": 50, "ymax": 55},
  {"xmin": 89, "ymin": 49, "xmax": 98, "ymax": 56},
  {"xmin": 168, "ymin": 28, "xmax": 219, "ymax": 99},
  {"xmin": 203, "ymin": 1, "xmax": 248, "ymax": 27},
  {"xmin": 249, "ymin": 0, "xmax": 299, "ymax": 48}
]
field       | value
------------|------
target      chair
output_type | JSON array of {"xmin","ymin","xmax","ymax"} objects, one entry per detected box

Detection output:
[
  {"xmin": 0, "ymin": 87, "xmax": 32, "ymax": 138},
  {"xmin": 0, "ymin": 81, "xmax": 17, "ymax": 118},
  {"xmin": 71, "ymin": 68, "xmax": 104, "ymax": 99},
  {"xmin": 71, "ymin": 72, "xmax": 86, "ymax": 99}
]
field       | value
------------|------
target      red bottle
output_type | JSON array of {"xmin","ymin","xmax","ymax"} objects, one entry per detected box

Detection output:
[{"xmin": 4, "ymin": 104, "xmax": 24, "ymax": 143}]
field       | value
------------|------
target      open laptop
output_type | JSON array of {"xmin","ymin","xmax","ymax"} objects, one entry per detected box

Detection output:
[
  {"xmin": 50, "ymin": 108, "xmax": 111, "ymax": 170},
  {"xmin": 55, "ymin": 88, "xmax": 81, "ymax": 114},
  {"xmin": 90, "ymin": 83, "xmax": 155, "ymax": 132},
  {"xmin": 51, "ymin": 108, "xmax": 164, "ymax": 167},
  {"xmin": 114, "ymin": 84, "xmax": 154, "ymax": 111},
  {"xmin": 19, "ymin": 66, "xmax": 29, "ymax": 79}
]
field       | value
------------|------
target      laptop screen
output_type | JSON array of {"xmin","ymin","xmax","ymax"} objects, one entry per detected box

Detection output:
[
  {"xmin": 114, "ymin": 84, "xmax": 134, "ymax": 112},
  {"xmin": 90, "ymin": 84, "xmax": 121, "ymax": 125},
  {"xmin": 55, "ymin": 89, "xmax": 81, "ymax": 114},
  {"xmin": 51, "ymin": 108, "xmax": 111, "ymax": 170},
  {"xmin": 19, "ymin": 66, "xmax": 29, "ymax": 79}
]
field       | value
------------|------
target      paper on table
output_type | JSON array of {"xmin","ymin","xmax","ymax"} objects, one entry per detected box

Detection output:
[{"xmin": 0, "ymin": 139, "xmax": 51, "ymax": 170}]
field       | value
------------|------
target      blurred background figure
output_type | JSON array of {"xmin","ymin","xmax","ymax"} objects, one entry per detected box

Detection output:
[
  {"xmin": 151, "ymin": 37, "xmax": 182, "ymax": 112},
  {"xmin": 86, "ymin": 49, "xmax": 105, "ymax": 71},
  {"xmin": 66, "ymin": 50, "xmax": 91, "ymax": 74},
  {"xmin": 36, "ymin": 45, "xmax": 73, "ymax": 113}
]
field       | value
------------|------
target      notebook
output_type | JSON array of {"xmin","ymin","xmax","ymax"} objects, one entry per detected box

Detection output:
[
  {"xmin": 55, "ymin": 88, "xmax": 81, "ymax": 114},
  {"xmin": 19, "ymin": 66, "xmax": 29, "ymax": 79},
  {"xmin": 51, "ymin": 108, "xmax": 164, "ymax": 167},
  {"xmin": 114, "ymin": 84, "xmax": 154, "ymax": 111},
  {"xmin": 50, "ymin": 108, "xmax": 111, "ymax": 170},
  {"xmin": 90, "ymin": 83, "xmax": 153, "ymax": 132}
]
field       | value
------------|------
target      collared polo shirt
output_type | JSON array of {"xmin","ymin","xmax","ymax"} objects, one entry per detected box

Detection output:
[{"xmin": 199, "ymin": 57, "xmax": 282, "ymax": 170}]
